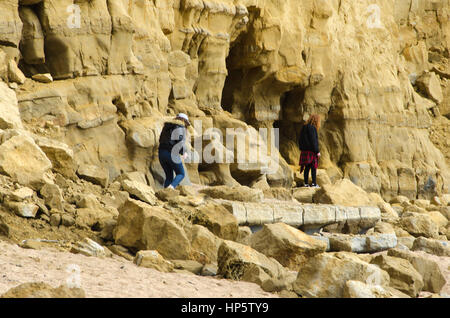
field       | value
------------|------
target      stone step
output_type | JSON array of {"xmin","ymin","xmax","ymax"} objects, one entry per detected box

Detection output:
[{"xmin": 218, "ymin": 199, "xmax": 381, "ymax": 233}]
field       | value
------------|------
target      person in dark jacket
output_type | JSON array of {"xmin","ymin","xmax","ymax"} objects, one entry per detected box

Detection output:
[
  {"xmin": 298, "ymin": 114, "xmax": 321, "ymax": 187},
  {"xmin": 158, "ymin": 113, "xmax": 190, "ymax": 189}
]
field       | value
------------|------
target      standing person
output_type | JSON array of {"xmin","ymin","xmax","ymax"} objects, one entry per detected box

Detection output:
[
  {"xmin": 298, "ymin": 114, "xmax": 321, "ymax": 188},
  {"xmin": 158, "ymin": 113, "xmax": 190, "ymax": 189}
]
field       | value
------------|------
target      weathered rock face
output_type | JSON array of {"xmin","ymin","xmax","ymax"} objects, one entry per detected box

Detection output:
[{"xmin": 0, "ymin": 0, "xmax": 446, "ymax": 201}]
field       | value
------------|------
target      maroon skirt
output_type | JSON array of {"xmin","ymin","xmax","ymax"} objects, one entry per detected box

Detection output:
[{"xmin": 299, "ymin": 151, "xmax": 318, "ymax": 172}]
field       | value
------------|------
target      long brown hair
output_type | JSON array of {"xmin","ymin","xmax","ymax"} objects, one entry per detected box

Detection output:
[{"xmin": 306, "ymin": 114, "xmax": 321, "ymax": 131}]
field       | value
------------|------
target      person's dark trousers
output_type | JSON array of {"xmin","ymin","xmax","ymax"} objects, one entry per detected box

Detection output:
[
  {"xmin": 304, "ymin": 164, "xmax": 317, "ymax": 185},
  {"xmin": 158, "ymin": 148, "xmax": 185, "ymax": 188}
]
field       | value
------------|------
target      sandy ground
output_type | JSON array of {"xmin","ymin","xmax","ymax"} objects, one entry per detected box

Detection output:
[{"xmin": 0, "ymin": 240, "xmax": 275, "ymax": 298}]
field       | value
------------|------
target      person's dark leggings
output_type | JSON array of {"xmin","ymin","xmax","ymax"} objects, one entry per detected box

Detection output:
[
  {"xmin": 304, "ymin": 164, "xmax": 317, "ymax": 185},
  {"xmin": 158, "ymin": 149, "xmax": 185, "ymax": 188}
]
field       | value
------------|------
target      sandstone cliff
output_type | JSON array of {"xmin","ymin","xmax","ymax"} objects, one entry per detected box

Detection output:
[{"xmin": 0, "ymin": 0, "xmax": 448, "ymax": 201}]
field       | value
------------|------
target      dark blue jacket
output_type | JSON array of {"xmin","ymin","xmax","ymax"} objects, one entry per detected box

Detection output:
[
  {"xmin": 158, "ymin": 119, "xmax": 186, "ymax": 155},
  {"xmin": 298, "ymin": 123, "xmax": 319, "ymax": 154}
]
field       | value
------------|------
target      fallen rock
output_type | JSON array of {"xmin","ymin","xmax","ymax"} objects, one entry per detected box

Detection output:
[
  {"xmin": 108, "ymin": 245, "xmax": 134, "ymax": 261},
  {"xmin": 155, "ymin": 187, "xmax": 181, "ymax": 201},
  {"xmin": 370, "ymin": 254, "xmax": 424, "ymax": 297},
  {"xmin": 76, "ymin": 194, "xmax": 102, "ymax": 210},
  {"xmin": 189, "ymin": 224, "xmax": 222, "ymax": 264},
  {"xmin": 399, "ymin": 212, "xmax": 440, "ymax": 238},
  {"xmin": 411, "ymin": 237, "xmax": 450, "ymax": 257},
  {"xmin": 397, "ymin": 237, "xmax": 415, "ymax": 249},
  {"xmin": 0, "ymin": 82, "xmax": 23, "ymax": 130},
  {"xmin": 34, "ymin": 137, "xmax": 76, "ymax": 179},
  {"xmin": 10, "ymin": 187, "xmax": 34, "ymax": 201},
  {"xmin": 192, "ymin": 203, "xmax": 239, "ymax": 241},
  {"xmin": 1, "ymin": 282, "xmax": 85, "ymax": 298},
  {"xmin": 292, "ymin": 187, "xmax": 319, "ymax": 203},
  {"xmin": 0, "ymin": 135, "xmax": 52, "ymax": 190},
  {"xmin": 387, "ymin": 248, "xmax": 446, "ymax": 293},
  {"xmin": 8, "ymin": 60, "xmax": 26, "ymax": 84},
  {"xmin": 40, "ymin": 183, "xmax": 64, "ymax": 212},
  {"xmin": 114, "ymin": 199, "xmax": 192, "ymax": 260},
  {"xmin": 249, "ymin": 223, "xmax": 327, "ymax": 271},
  {"xmin": 217, "ymin": 240, "xmax": 287, "ymax": 283},
  {"xmin": 325, "ymin": 233, "xmax": 397, "ymax": 253},
  {"xmin": 121, "ymin": 179, "xmax": 157, "ymax": 205},
  {"xmin": 293, "ymin": 252, "xmax": 390, "ymax": 298},
  {"xmin": 134, "ymin": 250, "xmax": 174, "ymax": 273},
  {"xmin": 428, "ymin": 211, "xmax": 448, "ymax": 228},
  {"xmin": 5, "ymin": 201, "xmax": 39, "ymax": 218},
  {"xmin": 263, "ymin": 187, "xmax": 293, "ymax": 201},
  {"xmin": 313, "ymin": 178, "xmax": 373, "ymax": 207},
  {"xmin": 343, "ymin": 280, "xmax": 410, "ymax": 298},
  {"xmin": 416, "ymin": 72, "xmax": 444, "ymax": 104},
  {"xmin": 60, "ymin": 214, "xmax": 75, "ymax": 227},
  {"xmin": 172, "ymin": 260, "xmax": 204, "ymax": 275},
  {"xmin": 201, "ymin": 263, "xmax": 218, "ymax": 276},
  {"xmin": 199, "ymin": 185, "xmax": 263, "ymax": 202},
  {"xmin": 32, "ymin": 73, "xmax": 53, "ymax": 83},
  {"xmin": 390, "ymin": 196, "xmax": 410, "ymax": 205},
  {"xmin": 70, "ymin": 238, "xmax": 108, "ymax": 258},
  {"xmin": 77, "ymin": 164, "xmax": 109, "ymax": 188}
]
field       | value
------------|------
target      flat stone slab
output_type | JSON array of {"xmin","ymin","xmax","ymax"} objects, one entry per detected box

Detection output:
[
  {"xmin": 216, "ymin": 199, "xmax": 381, "ymax": 231},
  {"xmin": 323, "ymin": 233, "xmax": 398, "ymax": 253}
]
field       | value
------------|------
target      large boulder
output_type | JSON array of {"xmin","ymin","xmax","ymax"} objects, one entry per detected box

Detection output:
[
  {"xmin": 293, "ymin": 252, "xmax": 390, "ymax": 298},
  {"xmin": 249, "ymin": 223, "xmax": 327, "ymax": 270},
  {"xmin": 399, "ymin": 212, "xmax": 440, "ymax": 238},
  {"xmin": 313, "ymin": 179, "xmax": 374, "ymax": 207},
  {"xmin": 217, "ymin": 240, "xmax": 287, "ymax": 283},
  {"xmin": 192, "ymin": 203, "xmax": 239, "ymax": 241},
  {"xmin": 370, "ymin": 255, "xmax": 424, "ymax": 297},
  {"xmin": 199, "ymin": 185, "xmax": 263, "ymax": 202},
  {"xmin": 387, "ymin": 248, "xmax": 446, "ymax": 293},
  {"xmin": 113, "ymin": 199, "xmax": 192, "ymax": 260},
  {"xmin": 0, "ymin": 135, "xmax": 52, "ymax": 189}
]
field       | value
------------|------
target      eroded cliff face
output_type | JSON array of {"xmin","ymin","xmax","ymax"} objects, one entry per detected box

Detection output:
[{"xmin": 0, "ymin": 0, "xmax": 449, "ymax": 200}]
